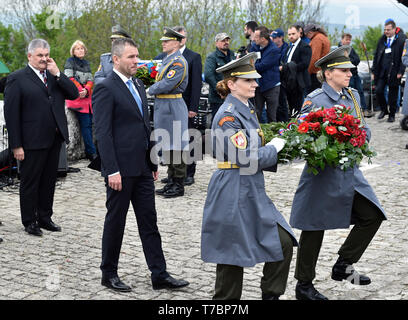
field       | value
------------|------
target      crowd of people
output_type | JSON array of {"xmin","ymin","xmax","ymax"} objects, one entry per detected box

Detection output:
[{"xmin": 0, "ymin": 17, "xmax": 405, "ymax": 299}]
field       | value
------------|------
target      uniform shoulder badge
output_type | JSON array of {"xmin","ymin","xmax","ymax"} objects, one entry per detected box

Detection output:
[
  {"xmin": 172, "ymin": 62, "xmax": 183, "ymax": 68},
  {"xmin": 230, "ymin": 130, "xmax": 247, "ymax": 149},
  {"xmin": 302, "ymin": 100, "xmax": 313, "ymax": 108},
  {"xmin": 218, "ymin": 116, "xmax": 235, "ymax": 127},
  {"xmin": 167, "ymin": 70, "xmax": 176, "ymax": 79}
]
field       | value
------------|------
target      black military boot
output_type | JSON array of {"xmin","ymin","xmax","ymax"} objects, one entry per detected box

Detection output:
[
  {"xmin": 331, "ymin": 257, "xmax": 371, "ymax": 285},
  {"xmin": 295, "ymin": 281, "xmax": 328, "ymax": 300},
  {"xmin": 162, "ymin": 178, "xmax": 184, "ymax": 198},
  {"xmin": 160, "ymin": 176, "xmax": 173, "ymax": 184},
  {"xmin": 155, "ymin": 182, "xmax": 174, "ymax": 195}
]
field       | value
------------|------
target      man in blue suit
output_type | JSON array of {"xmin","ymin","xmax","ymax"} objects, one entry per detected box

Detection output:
[{"xmin": 93, "ymin": 38, "xmax": 189, "ymax": 292}]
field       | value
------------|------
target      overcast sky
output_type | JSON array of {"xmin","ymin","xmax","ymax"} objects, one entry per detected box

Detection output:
[{"xmin": 321, "ymin": 0, "xmax": 408, "ymax": 27}]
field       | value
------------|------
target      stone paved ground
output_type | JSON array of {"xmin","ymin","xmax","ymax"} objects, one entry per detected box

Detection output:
[{"xmin": 0, "ymin": 113, "xmax": 407, "ymax": 301}]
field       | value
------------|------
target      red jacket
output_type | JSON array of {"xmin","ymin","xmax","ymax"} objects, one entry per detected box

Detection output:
[
  {"xmin": 64, "ymin": 56, "xmax": 94, "ymax": 113},
  {"xmin": 308, "ymin": 32, "xmax": 331, "ymax": 74}
]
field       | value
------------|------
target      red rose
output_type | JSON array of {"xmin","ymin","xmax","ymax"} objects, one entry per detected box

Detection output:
[
  {"xmin": 150, "ymin": 70, "xmax": 158, "ymax": 78},
  {"xmin": 325, "ymin": 126, "xmax": 337, "ymax": 135},
  {"xmin": 298, "ymin": 122, "xmax": 309, "ymax": 133},
  {"xmin": 309, "ymin": 122, "xmax": 321, "ymax": 131}
]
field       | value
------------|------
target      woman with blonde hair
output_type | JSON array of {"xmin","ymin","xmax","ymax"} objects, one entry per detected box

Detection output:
[{"xmin": 64, "ymin": 40, "xmax": 96, "ymax": 161}]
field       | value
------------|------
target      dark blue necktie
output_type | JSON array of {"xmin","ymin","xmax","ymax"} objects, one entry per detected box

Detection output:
[
  {"xmin": 126, "ymin": 79, "xmax": 143, "ymax": 116},
  {"xmin": 387, "ymin": 38, "xmax": 391, "ymax": 48}
]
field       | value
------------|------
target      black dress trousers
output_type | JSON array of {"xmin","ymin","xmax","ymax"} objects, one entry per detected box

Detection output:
[{"xmin": 100, "ymin": 172, "xmax": 169, "ymax": 282}]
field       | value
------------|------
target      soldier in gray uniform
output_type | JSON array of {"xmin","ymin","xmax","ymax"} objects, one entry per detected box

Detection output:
[
  {"xmin": 201, "ymin": 52, "xmax": 297, "ymax": 300},
  {"xmin": 148, "ymin": 27, "xmax": 189, "ymax": 198},
  {"xmin": 94, "ymin": 25, "xmax": 131, "ymax": 85},
  {"xmin": 401, "ymin": 39, "xmax": 408, "ymax": 148},
  {"xmin": 290, "ymin": 46, "xmax": 387, "ymax": 300}
]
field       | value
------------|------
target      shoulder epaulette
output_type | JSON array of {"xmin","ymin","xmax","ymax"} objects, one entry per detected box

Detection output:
[
  {"xmin": 224, "ymin": 103, "xmax": 235, "ymax": 114},
  {"xmin": 308, "ymin": 88, "xmax": 324, "ymax": 98},
  {"xmin": 346, "ymin": 86, "xmax": 358, "ymax": 93}
]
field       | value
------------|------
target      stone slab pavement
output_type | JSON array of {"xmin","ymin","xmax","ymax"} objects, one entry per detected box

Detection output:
[{"xmin": 0, "ymin": 113, "xmax": 407, "ymax": 301}]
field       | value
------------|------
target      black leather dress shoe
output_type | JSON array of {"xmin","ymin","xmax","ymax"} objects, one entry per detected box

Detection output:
[
  {"xmin": 295, "ymin": 281, "xmax": 328, "ymax": 300},
  {"xmin": 262, "ymin": 293, "xmax": 279, "ymax": 300},
  {"xmin": 405, "ymin": 144, "xmax": 408, "ymax": 149},
  {"xmin": 39, "ymin": 220, "xmax": 61, "ymax": 232},
  {"xmin": 184, "ymin": 176, "xmax": 195, "ymax": 186},
  {"xmin": 387, "ymin": 115, "xmax": 395, "ymax": 122},
  {"xmin": 152, "ymin": 275, "xmax": 189, "ymax": 290},
  {"xmin": 0, "ymin": 237, "xmax": 3, "ymax": 243},
  {"xmin": 25, "ymin": 222, "xmax": 43, "ymax": 236},
  {"xmin": 101, "ymin": 276, "xmax": 132, "ymax": 292},
  {"xmin": 377, "ymin": 111, "xmax": 388, "ymax": 119},
  {"xmin": 331, "ymin": 257, "xmax": 371, "ymax": 285}
]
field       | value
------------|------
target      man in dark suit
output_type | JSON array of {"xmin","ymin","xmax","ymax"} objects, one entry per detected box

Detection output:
[
  {"xmin": 4, "ymin": 39, "xmax": 78, "ymax": 237},
  {"xmin": 280, "ymin": 25, "xmax": 312, "ymax": 117},
  {"xmin": 155, "ymin": 26, "xmax": 202, "ymax": 186},
  {"xmin": 93, "ymin": 38, "xmax": 189, "ymax": 292},
  {"xmin": 372, "ymin": 19, "xmax": 406, "ymax": 122}
]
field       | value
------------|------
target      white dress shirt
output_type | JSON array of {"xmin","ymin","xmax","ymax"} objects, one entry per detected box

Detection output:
[{"xmin": 287, "ymin": 38, "xmax": 301, "ymax": 63}]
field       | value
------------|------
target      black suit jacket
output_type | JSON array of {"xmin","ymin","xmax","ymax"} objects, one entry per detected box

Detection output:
[
  {"xmin": 155, "ymin": 48, "xmax": 202, "ymax": 112},
  {"xmin": 373, "ymin": 32, "xmax": 407, "ymax": 86},
  {"xmin": 92, "ymin": 71, "xmax": 157, "ymax": 177},
  {"xmin": 4, "ymin": 66, "xmax": 78, "ymax": 150},
  {"xmin": 282, "ymin": 40, "xmax": 312, "ymax": 89}
]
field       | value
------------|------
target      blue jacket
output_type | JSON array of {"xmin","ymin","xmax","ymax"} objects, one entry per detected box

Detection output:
[
  {"xmin": 278, "ymin": 41, "xmax": 289, "ymax": 62},
  {"xmin": 250, "ymin": 40, "xmax": 280, "ymax": 93}
]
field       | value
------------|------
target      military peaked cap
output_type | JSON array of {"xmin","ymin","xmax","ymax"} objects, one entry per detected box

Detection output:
[
  {"xmin": 216, "ymin": 52, "xmax": 261, "ymax": 79},
  {"xmin": 160, "ymin": 27, "xmax": 185, "ymax": 41},
  {"xmin": 110, "ymin": 25, "xmax": 131, "ymax": 39}
]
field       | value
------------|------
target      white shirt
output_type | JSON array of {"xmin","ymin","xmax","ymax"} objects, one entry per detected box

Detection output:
[
  {"xmin": 113, "ymin": 68, "xmax": 141, "ymax": 101},
  {"xmin": 28, "ymin": 64, "xmax": 47, "ymax": 83},
  {"xmin": 179, "ymin": 45, "xmax": 186, "ymax": 54},
  {"xmin": 287, "ymin": 38, "xmax": 301, "ymax": 63},
  {"xmin": 28, "ymin": 63, "xmax": 60, "ymax": 82}
]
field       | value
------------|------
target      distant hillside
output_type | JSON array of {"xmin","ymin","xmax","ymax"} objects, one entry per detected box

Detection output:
[{"xmin": 326, "ymin": 23, "xmax": 408, "ymax": 39}]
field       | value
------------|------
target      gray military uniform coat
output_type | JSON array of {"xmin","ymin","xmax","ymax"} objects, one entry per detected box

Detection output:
[
  {"xmin": 148, "ymin": 50, "xmax": 189, "ymax": 151},
  {"xmin": 401, "ymin": 39, "xmax": 408, "ymax": 116},
  {"xmin": 201, "ymin": 94, "xmax": 297, "ymax": 268},
  {"xmin": 94, "ymin": 53, "xmax": 113, "ymax": 85},
  {"xmin": 290, "ymin": 82, "xmax": 387, "ymax": 231}
]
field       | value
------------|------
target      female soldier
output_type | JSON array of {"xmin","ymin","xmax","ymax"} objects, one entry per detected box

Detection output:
[
  {"xmin": 290, "ymin": 46, "xmax": 387, "ymax": 300},
  {"xmin": 201, "ymin": 52, "xmax": 297, "ymax": 300}
]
